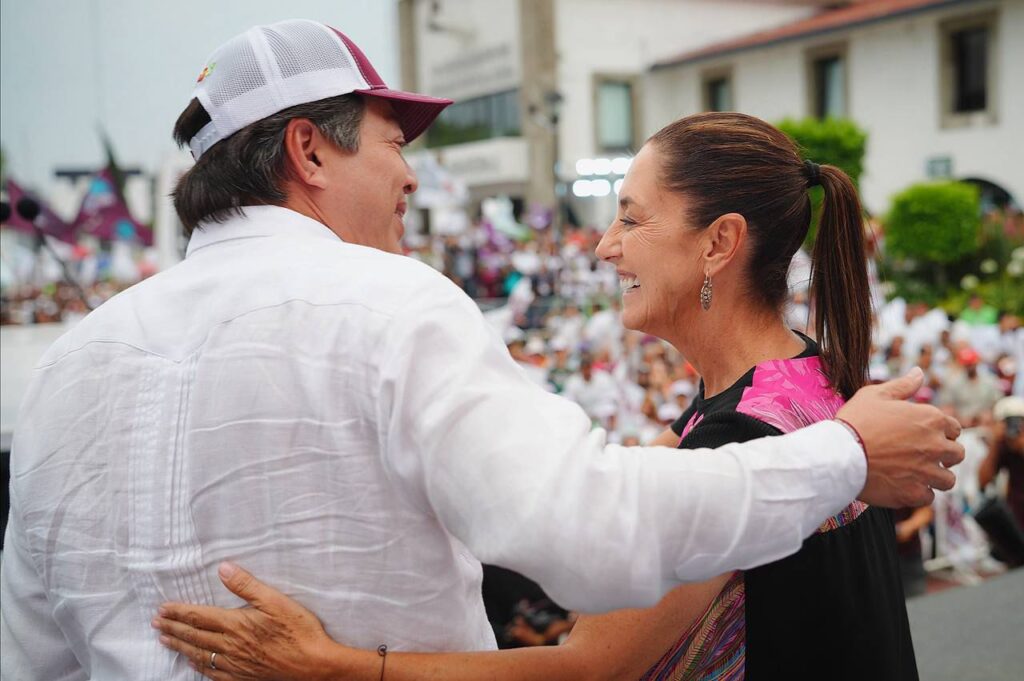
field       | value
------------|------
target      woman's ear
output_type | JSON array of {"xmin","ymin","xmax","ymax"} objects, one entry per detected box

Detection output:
[{"xmin": 702, "ymin": 213, "xmax": 748, "ymax": 276}]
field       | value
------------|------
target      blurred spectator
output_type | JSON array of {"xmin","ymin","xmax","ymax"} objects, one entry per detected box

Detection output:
[
  {"xmin": 545, "ymin": 340, "xmax": 574, "ymax": 393},
  {"xmin": 547, "ymin": 302, "xmax": 586, "ymax": 351},
  {"xmin": 561, "ymin": 354, "xmax": 619, "ymax": 423},
  {"xmin": 885, "ymin": 336, "xmax": 907, "ymax": 377},
  {"xmin": 960, "ymin": 294, "xmax": 999, "ymax": 326},
  {"xmin": 893, "ymin": 505, "xmax": 935, "ymax": 598},
  {"xmin": 480, "ymin": 565, "xmax": 576, "ymax": 649},
  {"xmin": 979, "ymin": 397, "xmax": 1024, "ymax": 532},
  {"xmin": 938, "ymin": 348, "xmax": 1004, "ymax": 426}
]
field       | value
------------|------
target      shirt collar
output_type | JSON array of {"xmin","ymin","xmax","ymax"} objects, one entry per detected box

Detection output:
[{"xmin": 186, "ymin": 205, "xmax": 342, "ymax": 257}]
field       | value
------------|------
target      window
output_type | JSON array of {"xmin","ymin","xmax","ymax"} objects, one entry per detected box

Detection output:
[
  {"xmin": 595, "ymin": 78, "xmax": 635, "ymax": 151},
  {"xmin": 951, "ymin": 26, "xmax": 988, "ymax": 112},
  {"xmin": 703, "ymin": 73, "xmax": 733, "ymax": 112},
  {"xmin": 811, "ymin": 54, "xmax": 846, "ymax": 118},
  {"xmin": 426, "ymin": 89, "xmax": 520, "ymax": 148},
  {"xmin": 942, "ymin": 12, "xmax": 999, "ymax": 127},
  {"xmin": 940, "ymin": 13, "xmax": 998, "ymax": 127}
]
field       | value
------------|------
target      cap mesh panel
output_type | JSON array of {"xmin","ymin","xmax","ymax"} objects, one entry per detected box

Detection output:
[
  {"xmin": 207, "ymin": 39, "xmax": 266, "ymax": 107},
  {"xmin": 262, "ymin": 23, "xmax": 351, "ymax": 79}
]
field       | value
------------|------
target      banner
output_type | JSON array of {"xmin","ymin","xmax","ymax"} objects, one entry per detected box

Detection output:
[
  {"xmin": 72, "ymin": 168, "xmax": 153, "ymax": 246},
  {"xmin": 2, "ymin": 178, "xmax": 76, "ymax": 244}
]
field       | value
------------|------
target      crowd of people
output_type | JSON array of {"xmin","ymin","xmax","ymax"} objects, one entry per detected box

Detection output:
[
  {"xmin": 410, "ymin": 222, "xmax": 1020, "ymax": 435},
  {"xmin": 0, "ymin": 281, "xmax": 123, "ymax": 325}
]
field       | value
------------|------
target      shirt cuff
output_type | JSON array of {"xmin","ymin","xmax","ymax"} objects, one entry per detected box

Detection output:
[{"xmin": 816, "ymin": 420, "xmax": 868, "ymax": 499}]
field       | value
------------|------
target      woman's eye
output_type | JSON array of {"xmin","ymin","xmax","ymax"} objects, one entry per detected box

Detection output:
[{"xmin": 619, "ymin": 217, "xmax": 637, "ymax": 228}]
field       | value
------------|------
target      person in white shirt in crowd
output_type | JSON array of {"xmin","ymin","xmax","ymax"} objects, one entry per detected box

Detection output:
[
  {"xmin": 561, "ymin": 353, "xmax": 622, "ymax": 422},
  {"xmin": 4, "ymin": 20, "xmax": 962, "ymax": 681},
  {"xmin": 914, "ymin": 344, "xmax": 944, "ymax": 396},
  {"xmin": 517, "ymin": 334, "xmax": 553, "ymax": 389},
  {"xmin": 583, "ymin": 297, "xmax": 623, "ymax": 360},
  {"xmin": 885, "ymin": 335, "xmax": 908, "ymax": 378},
  {"xmin": 939, "ymin": 347, "xmax": 1005, "ymax": 426},
  {"xmin": 502, "ymin": 330, "xmax": 548, "ymax": 389},
  {"xmin": 547, "ymin": 301, "xmax": 586, "ymax": 350},
  {"xmin": 995, "ymin": 312, "xmax": 1023, "ymax": 396},
  {"xmin": 903, "ymin": 303, "xmax": 951, "ymax": 365},
  {"xmin": 669, "ymin": 378, "xmax": 696, "ymax": 413}
]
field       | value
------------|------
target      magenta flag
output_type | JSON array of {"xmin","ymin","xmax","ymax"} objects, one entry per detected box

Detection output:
[
  {"xmin": 2, "ymin": 178, "xmax": 77, "ymax": 244},
  {"xmin": 72, "ymin": 168, "xmax": 153, "ymax": 246}
]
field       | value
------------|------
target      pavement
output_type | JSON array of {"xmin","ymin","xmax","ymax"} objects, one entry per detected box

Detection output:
[{"xmin": 907, "ymin": 568, "xmax": 1024, "ymax": 680}]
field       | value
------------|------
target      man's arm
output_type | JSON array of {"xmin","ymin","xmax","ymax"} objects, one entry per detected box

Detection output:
[
  {"xmin": 0, "ymin": 488, "xmax": 86, "ymax": 681},
  {"xmin": 377, "ymin": 282, "xmax": 961, "ymax": 613}
]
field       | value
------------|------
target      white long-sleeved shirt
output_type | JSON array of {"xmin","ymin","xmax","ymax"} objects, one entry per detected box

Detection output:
[{"xmin": 1, "ymin": 206, "xmax": 865, "ymax": 680}]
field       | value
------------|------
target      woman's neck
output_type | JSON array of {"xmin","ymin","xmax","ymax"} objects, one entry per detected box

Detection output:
[{"xmin": 669, "ymin": 306, "xmax": 806, "ymax": 399}]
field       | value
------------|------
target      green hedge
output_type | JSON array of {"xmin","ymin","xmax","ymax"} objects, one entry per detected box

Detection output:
[
  {"xmin": 885, "ymin": 182, "xmax": 980, "ymax": 263},
  {"xmin": 877, "ymin": 182, "xmax": 1024, "ymax": 315}
]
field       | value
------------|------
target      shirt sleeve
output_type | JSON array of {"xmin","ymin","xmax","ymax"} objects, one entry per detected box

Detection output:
[
  {"xmin": 1, "ymin": 486, "xmax": 87, "ymax": 681},
  {"xmin": 376, "ymin": 282, "xmax": 867, "ymax": 613}
]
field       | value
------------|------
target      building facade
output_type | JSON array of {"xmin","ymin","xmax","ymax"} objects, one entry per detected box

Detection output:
[
  {"xmin": 398, "ymin": 0, "xmax": 821, "ymax": 229},
  {"xmin": 646, "ymin": 0, "xmax": 1023, "ymax": 215}
]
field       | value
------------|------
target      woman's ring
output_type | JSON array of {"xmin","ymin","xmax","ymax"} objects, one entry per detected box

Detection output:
[{"xmin": 210, "ymin": 651, "xmax": 218, "ymax": 670}]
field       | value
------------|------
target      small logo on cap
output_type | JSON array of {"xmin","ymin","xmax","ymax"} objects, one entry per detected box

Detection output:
[{"xmin": 196, "ymin": 62, "xmax": 216, "ymax": 83}]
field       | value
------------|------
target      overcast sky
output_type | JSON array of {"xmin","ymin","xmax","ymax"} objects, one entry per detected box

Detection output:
[{"xmin": 1, "ymin": 0, "xmax": 398, "ymax": 194}]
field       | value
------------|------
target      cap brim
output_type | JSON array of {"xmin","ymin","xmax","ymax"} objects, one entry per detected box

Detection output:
[{"xmin": 357, "ymin": 88, "xmax": 453, "ymax": 143}]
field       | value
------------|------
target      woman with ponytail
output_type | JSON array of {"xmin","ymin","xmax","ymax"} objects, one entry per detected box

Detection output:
[{"xmin": 154, "ymin": 113, "xmax": 917, "ymax": 680}]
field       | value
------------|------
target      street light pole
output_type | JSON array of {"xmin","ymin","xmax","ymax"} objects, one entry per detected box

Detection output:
[{"xmin": 544, "ymin": 90, "xmax": 564, "ymax": 242}]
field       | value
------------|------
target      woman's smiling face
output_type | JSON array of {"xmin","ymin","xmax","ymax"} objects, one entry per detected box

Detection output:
[{"xmin": 595, "ymin": 143, "xmax": 706, "ymax": 339}]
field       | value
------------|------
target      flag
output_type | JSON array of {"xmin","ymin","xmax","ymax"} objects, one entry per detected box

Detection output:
[
  {"xmin": 71, "ymin": 168, "xmax": 153, "ymax": 246},
  {"xmin": 2, "ymin": 178, "xmax": 76, "ymax": 244},
  {"xmin": 99, "ymin": 127, "xmax": 127, "ymax": 200}
]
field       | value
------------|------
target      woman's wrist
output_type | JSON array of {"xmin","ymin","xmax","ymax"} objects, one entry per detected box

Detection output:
[
  {"xmin": 833, "ymin": 416, "xmax": 868, "ymax": 467},
  {"xmin": 313, "ymin": 640, "xmax": 379, "ymax": 681}
]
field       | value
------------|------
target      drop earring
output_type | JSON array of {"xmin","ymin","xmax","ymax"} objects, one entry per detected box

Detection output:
[{"xmin": 700, "ymin": 272, "xmax": 713, "ymax": 311}]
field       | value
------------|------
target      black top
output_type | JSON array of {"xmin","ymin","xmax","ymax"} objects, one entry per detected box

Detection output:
[{"xmin": 670, "ymin": 337, "xmax": 918, "ymax": 680}]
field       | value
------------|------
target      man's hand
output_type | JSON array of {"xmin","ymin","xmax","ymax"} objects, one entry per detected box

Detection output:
[{"xmin": 837, "ymin": 368, "xmax": 964, "ymax": 508}]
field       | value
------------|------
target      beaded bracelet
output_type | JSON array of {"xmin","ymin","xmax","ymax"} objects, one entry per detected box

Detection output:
[
  {"xmin": 377, "ymin": 644, "xmax": 388, "ymax": 681},
  {"xmin": 834, "ymin": 417, "xmax": 868, "ymax": 466}
]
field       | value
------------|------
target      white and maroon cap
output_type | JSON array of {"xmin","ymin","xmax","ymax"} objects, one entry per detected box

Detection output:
[{"xmin": 188, "ymin": 19, "xmax": 452, "ymax": 160}]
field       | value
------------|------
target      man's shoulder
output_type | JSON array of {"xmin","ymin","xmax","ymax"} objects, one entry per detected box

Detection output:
[
  {"xmin": 280, "ymin": 239, "xmax": 458, "ymax": 299},
  {"xmin": 34, "ymin": 274, "xmax": 175, "ymax": 366}
]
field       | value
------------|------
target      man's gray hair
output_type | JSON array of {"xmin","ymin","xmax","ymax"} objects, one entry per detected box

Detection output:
[{"xmin": 171, "ymin": 94, "xmax": 366, "ymax": 236}]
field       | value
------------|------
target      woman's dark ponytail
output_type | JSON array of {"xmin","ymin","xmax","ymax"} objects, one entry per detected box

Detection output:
[{"xmin": 810, "ymin": 166, "xmax": 871, "ymax": 399}]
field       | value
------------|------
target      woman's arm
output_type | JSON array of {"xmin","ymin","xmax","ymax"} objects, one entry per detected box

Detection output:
[
  {"xmin": 895, "ymin": 505, "xmax": 934, "ymax": 543},
  {"xmin": 647, "ymin": 427, "xmax": 681, "ymax": 448},
  {"xmin": 154, "ymin": 562, "xmax": 730, "ymax": 681}
]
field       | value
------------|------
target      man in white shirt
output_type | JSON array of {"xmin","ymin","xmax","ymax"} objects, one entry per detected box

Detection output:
[
  {"xmin": 562, "ymin": 354, "xmax": 622, "ymax": 421},
  {"xmin": 1, "ymin": 20, "xmax": 962, "ymax": 680}
]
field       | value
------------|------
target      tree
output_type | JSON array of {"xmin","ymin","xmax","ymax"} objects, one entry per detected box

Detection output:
[
  {"xmin": 882, "ymin": 181, "xmax": 981, "ymax": 302},
  {"xmin": 885, "ymin": 181, "xmax": 980, "ymax": 264}
]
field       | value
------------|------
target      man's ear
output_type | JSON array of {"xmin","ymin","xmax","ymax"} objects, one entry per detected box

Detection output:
[
  {"xmin": 282, "ymin": 119, "xmax": 328, "ymax": 189},
  {"xmin": 702, "ymin": 213, "xmax": 748, "ymax": 276}
]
